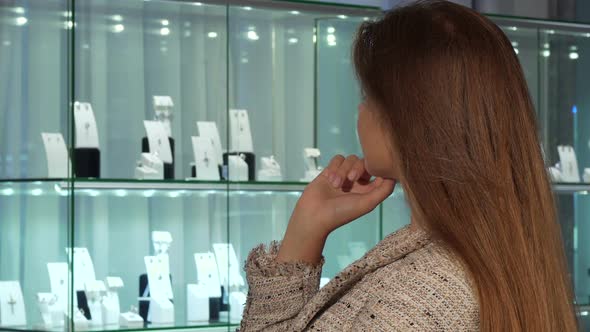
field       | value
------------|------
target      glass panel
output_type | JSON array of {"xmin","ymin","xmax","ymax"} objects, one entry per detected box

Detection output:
[
  {"xmin": 540, "ymin": 27, "xmax": 590, "ymax": 316},
  {"xmin": 73, "ymin": 185, "xmax": 229, "ymax": 330},
  {"xmin": 0, "ymin": 181, "xmax": 72, "ymax": 331},
  {"xmin": 0, "ymin": 0, "xmax": 73, "ymax": 330},
  {"xmin": 316, "ymin": 16, "xmax": 369, "ymax": 166},
  {"xmin": 0, "ymin": 1, "xmax": 70, "ymax": 180},
  {"xmin": 228, "ymin": 5, "xmax": 319, "ymax": 182},
  {"xmin": 497, "ymin": 25, "xmax": 539, "ymax": 113},
  {"xmin": 538, "ymin": 29, "xmax": 590, "ymax": 171},
  {"xmin": 74, "ymin": 0, "xmax": 227, "ymax": 180}
]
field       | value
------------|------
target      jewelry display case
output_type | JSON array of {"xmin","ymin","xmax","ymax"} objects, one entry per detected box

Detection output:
[
  {"xmin": 491, "ymin": 16, "xmax": 590, "ymax": 324},
  {"xmin": 0, "ymin": 0, "xmax": 384, "ymax": 331},
  {"xmin": 2, "ymin": 1, "xmax": 590, "ymax": 331}
]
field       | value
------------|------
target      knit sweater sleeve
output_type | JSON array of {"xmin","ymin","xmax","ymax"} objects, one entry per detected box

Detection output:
[{"xmin": 239, "ymin": 241, "xmax": 324, "ymax": 332}]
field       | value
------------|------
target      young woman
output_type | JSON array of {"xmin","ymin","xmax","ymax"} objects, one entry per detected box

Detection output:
[{"xmin": 239, "ymin": 1, "xmax": 578, "ymax": 330}]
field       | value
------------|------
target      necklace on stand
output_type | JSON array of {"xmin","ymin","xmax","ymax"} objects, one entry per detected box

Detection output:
[{"xmin": 203, "ymin": 151, "xmax": 210, "ymax": 167}]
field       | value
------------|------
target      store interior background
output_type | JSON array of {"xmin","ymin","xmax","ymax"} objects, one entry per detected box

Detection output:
[{"xmin": 2, "ymin": 0, "xmax": 590, "ymax": 330}]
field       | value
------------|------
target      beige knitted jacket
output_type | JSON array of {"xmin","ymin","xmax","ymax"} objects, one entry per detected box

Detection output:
[{"xmin": 239, "ymin": 225, "xmax": 480, "ymax": 331}]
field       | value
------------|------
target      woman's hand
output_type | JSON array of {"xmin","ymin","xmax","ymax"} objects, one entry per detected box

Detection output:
[{"xmin": 277, "ymin": 155, "xmax": 396, "ymax": 264}]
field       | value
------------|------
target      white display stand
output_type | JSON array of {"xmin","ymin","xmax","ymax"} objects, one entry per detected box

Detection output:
[
  {"xmin": 229, "ymin": 109, "xmax": 254, "ymax": 153},
  {"xmin": 119, "ymin": 307, "xmax": 143, "ymax": 328},
  {"xmin": 135, "ymin": 153, "xmax": 164, "ymax": 180},
  {"xmin": 192, "ymin": 136, "xmax": 221, "ymax": 181},
  {"xmin": 212, "ymin": 244, "xmax": 244, "ymax": 289},
  {"xmin": 300, "ymin": 148, "xmax": 322, "ymax": 181},
  {"xmin": 65, "ymin": 248, "xmax": 96, "ymax": 291},
  {"xmin": 36, "ymin": 293, "xmax": 62, "ymax": 329},
  {"xmin": 84, "ymin": 280, "xmax": 106, "ymax": 327},
  {"xmin": 144, "ymin": 120, "xmax": 173, "ymax": 164},
  {"xmin": 557, "ymin": 145, "xmax": 581, "ymax": 182},
  {"xmin": 257, "ymin": 156, "xmax": 282, "ymax": 181},
  {"xmin": 47, "ymin": 262, "xmax": 68, "ymax": 315},
  {"xmin": 548, "ymin": 165, "xmax": 562, "ymax": 182},
  {"xmin": 102, "ymin": 277, "xmax": 123, "ymax": 326},
  {"xmin": 148, "ymin": 298, "xmax": 174, "ymax": 326},
  {"xmin": 228, "ymin": 155, "xmax": 249, "ymax": 181},
  {"xmin": 144, "ymin": 256, "xmax": 173, "ymax": 300},
  {"xmin": 0, "ymin": 281, "xmax": 27, "ymax": 327},
  {"xmin": 186, "ymin": 284, "xmax": 209, "ymax": 322},
  {"xmin": 41, "ymin": 133, "xmax": 71, "ymax": 178},
  {"xmin": 229, "ymin": 291, "xmax": 247, "ymax": 323},
  {"xmin": 74, "ymin": 102, "xmax": 100, "ymax": 149},
  {"xmin": 144, "ymin": 256, "xmax": 174, "ymax": 325},
  {"xmin": 194, "ymin": 253, "xmax": 222, "ymax": 298},
  {"xmin": 197, "ymin": 121, "xmax": 224, "ymax": 165},
  {"xmin": 65, "ymin": 309, "xmax": 89, "ymax": 331}
]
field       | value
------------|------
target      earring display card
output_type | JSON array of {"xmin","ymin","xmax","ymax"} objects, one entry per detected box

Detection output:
[
  {"xmin": 229, "ymin": 109, "xmax": 254, "ymax": 153},
  {"xmin": 144, "ymin": 121, "xmax": 173, "ymax": 164},
  {"xmin": 557, "ymin": 145, "xmax": 581, "ymax": 182},
  {"xmin": 144, "ymin": 256, "xmax": 174, "ymax": 300},
  {"xmin": 41, "ymin": 133, "xmax": 71, "ymax": 178},
  {"xmin": 194, "ymin": 253, "xmax": 222, "ymax": 298},
  {"xmin": 197, "ymin": 121, "xmax": 224, "ymax": 166},
  {"xmin": 66, "ymin": 247, "xmax": 97, "ymax": 291},
  {"xmin": 47, "ymin": 262, "xmax": 68, "ymax": 312},
  {"xmin": 192, "ymin": 136, "xmax": 221, "ymax": 181},
  {"xmin": 74, "ymin": 102, "xmax": 100, "ymax": 149},
  {"xmin": 212, "ymin": 244, "xmax": 244, "ymax": 288},
  {"xmin": 0, "ymin": 281, "xmax": 27, "ymax": 327}
]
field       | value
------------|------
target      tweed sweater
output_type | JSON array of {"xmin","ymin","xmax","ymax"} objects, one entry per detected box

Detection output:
[{"xmin": 239, "ymin": 225, "xmax": 479, "ymax": 331}]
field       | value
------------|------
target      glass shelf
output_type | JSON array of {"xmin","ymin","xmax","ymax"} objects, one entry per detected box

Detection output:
[{"xmin": 553, "ymin": 183, "xmax": 590, "ymax": 194}]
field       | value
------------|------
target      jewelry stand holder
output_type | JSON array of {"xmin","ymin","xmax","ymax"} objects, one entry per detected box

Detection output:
[
  {"xmin": 135, "ymin": 153, "xmax": 164, "ymax": 180},
  {"xmin": 229, "ymin": 291, "xmax": 247, "ymax": 323},
  {"xmin": 225, "ymin": 109, "xmax": 256, "ymax": 180},
  {"xmin": 73, "ymin": 102, "xmax": 101, "ymax": 178},
  {"xmin": 194, "ymin": 252, "xmax": 222, "ymax": 321},
  {"xmin": 191, "ymin": 136, "xmax": 221, "ymax": 181},
  {"xmin": 186, "ymin": 284, "xmax": 209, "ymax": 323},
  {"xmin": 557, "ymin": 145, "xmax": 581, "ymax": 183},
  {"xmin": 300, "ymin": 148, "xmax": 323, "ymax": 182},
  {"xmin": 142, "ymin": 96, "xmax": 175, "ymax": 179},
  {"xmin": 119, "ymin": 306, "xmax": 144, "ymax": 328},
  {"xmin": 224, "ymin": 154, "xmax": 250, "ymax": 181},
  {"xmin": 139, "ymin": 231, "xmax": 174, "ymax": 324},
  {"xmin": 84, "ymin": 280, "xmax": 106, "ymax": 327},
  {"xmin": 257, "ymin": 155, "xmax": 282, "ymax": 181},
  {"xmin": 36, "ymin": 293, "xmax": 61, "ymax": 329},
  {"xmin": 103, "ymin": 277, "xmax": 123, "ymax": 326},
  {"xmin": 64, "ymin": 309, "xmax": 89, "ymax": 331}
]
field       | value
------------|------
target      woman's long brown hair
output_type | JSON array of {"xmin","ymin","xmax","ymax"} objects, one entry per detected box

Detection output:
[{"xmin": 353, "ymin": 1, "xmax": 577, "ymax": 330}]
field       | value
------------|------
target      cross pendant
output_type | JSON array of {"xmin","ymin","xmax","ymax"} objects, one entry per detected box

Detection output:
[
  {"xmin": 8, "ymin": 295, "xmax": 16, "ymax": 315},
  {"xmin": 203, "ymin": 152, "xmax": 210, "ymax": 167}
]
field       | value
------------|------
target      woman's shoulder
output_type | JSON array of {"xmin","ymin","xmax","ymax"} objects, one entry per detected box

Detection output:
[{"xmin": 355, "ymin": 241, "xmax": 479, "ymax": 330}]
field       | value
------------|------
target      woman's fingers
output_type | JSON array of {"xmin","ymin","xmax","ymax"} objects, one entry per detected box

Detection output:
[
  {"xmin": 348, "ymin": 158, "xmax": 366, "ymax": 182},
  {"xmin": 322, "ymin": 155, "xmax": 361, "ymax": 188}
]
